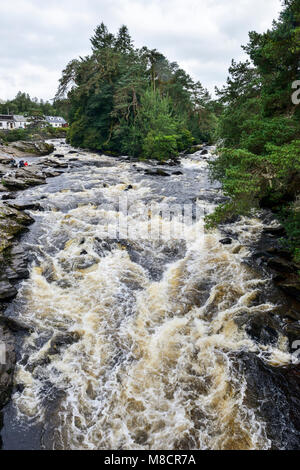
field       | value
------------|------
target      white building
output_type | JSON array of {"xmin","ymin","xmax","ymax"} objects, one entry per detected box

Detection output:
[
  {"xmin": 45, "ymin": 116, "xmax": 67, "ymax": 128},
  {"xmin": 13, "ymin": 115, "xmax": 28, "ymax": 129},
  {"xmin": 0, "ymin": 114, "xmax": 67, "ymax": 130},
  {"xmin": 0, "ymin": 115, "xmax": 14, "ymax": 130}
]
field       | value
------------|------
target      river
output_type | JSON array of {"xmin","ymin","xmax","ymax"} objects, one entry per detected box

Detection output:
[{"xmin": 1, "ymin": 140, "xmax": 298, "ymax": 450}]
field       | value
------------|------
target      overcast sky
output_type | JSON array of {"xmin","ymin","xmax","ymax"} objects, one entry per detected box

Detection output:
[{"xmin": 0, "ymin": 0, "xmax": 282, "ymax": 102}]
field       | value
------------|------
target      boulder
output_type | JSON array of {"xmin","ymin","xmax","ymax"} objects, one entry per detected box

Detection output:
[
  {"xmin": 144, "ymin": 168, "xmax": 170, "ymax": 177},
  {"xmin": 0, "ymin": 281, "xmax": 17, "ymax": 300},
  {"xmin": 38, "ymin": 158, "xmax": 68, "ymax": 169},
  {"xmin": 220, "ymin": 238, "xmax": 233, "ymax": 245},
  {"xmin": 0, "ymin": 328, "xmax": 15, "ymax": 411},
  {"xmin": 0, "ymin": 204, "xmax": 33, "ymax": 252},
  {"xmin": 277, "ymin": 281, "xmax": 300, "ymax": 302},
  {"xmin": 267, "ymin": 257, "xmax": 295, "ymax": 274},
  {"xmin": 263, "ymin": 226, "xmax": 286, "ymax": 237},
  {"xmin": 10, "ymin": 141, "xmax": 54, "ymax": 156},
  {"xmin": 0, "ymin": 156, "xmax": 12, "ymax": 165},
  {"xmin": 48, "ymin": 332, "xmax": 80, "ymax": 356},
  {"xmin": 9, "ymin": 202, "xmax": 42, "ymax": 212}
]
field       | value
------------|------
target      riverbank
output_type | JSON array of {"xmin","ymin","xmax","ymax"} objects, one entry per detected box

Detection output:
[{"xmin": 0, "ymin": 139, "xmax": 76, "ymax": 440}]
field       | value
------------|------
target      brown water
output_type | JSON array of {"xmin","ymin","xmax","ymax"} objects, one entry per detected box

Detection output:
[{"xmin": 2, "ymin": 141, "xmax": 296, "ymax": 450}]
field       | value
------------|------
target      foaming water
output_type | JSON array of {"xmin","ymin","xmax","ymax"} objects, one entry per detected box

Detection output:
[{"xmin": 2, "ymin": 142, "xmax": 295, "ymax": 450}]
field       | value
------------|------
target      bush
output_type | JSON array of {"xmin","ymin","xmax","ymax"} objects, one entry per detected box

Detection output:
[
  {"xmin": 0, "ymin": 128, "xmax": 29, "ymax": 142},
  {"xmin": 142, "ymin": 132, "xmax": 178, "ymax": 160}
]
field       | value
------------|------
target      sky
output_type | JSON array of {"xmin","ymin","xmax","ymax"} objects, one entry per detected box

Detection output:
[{"xmin": 0, "ymin": 0, "xmax": 282, "ymax": 102}]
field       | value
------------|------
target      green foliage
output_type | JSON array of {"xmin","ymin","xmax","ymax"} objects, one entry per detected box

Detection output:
[
  {"xmin": 0, "ymin": 91, "xmax": 68, "ymax": 119},
  {"xmin": 0, "ymin": 128, "xmax": 28, "ymax": 142},
  {"xmin": 0, "ymin": 125, "xmax": 67, "ymax": 144},
  {"xmin": 57, "ymin": 23, "xmax": 216, "ymax": 159},
  {"xmin": 280, "ymin": 205, "xmax": 300, "ymax": 264},
  {"xmin": 209, "ymin": 0, "xmax": 300, "ymax": 266}
]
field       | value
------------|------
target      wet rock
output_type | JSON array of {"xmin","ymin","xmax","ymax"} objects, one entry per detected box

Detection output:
[
  {"xmin": 6, "ymin": 254, "xmax": 29, "ymax": 280},
  {"xmin": 42, "ymin": 169, "xmax": 63, "ymax": 178},
  {"xmin": 15, "ymin": 383, "xmax": 25, "ymax": 393},
  {"xmin": 10, "ymin": 141, "xmax": 54, "ymax": 156},
  {"xmin": 186, "ymin": 144, "xmax": 203, "ymax": 155},
  {"xmin": 144, "ymin": 168, "xmax": 170, "ymax": 177},
  {"xmin": 37, "ymin": 158, "xmax": 68, "ymax": 169},
  {"xmin": 124, "ymin": 185, "xmax": 133, "ymax": 191},
  {"xmin": 283, "ymin": 322, "xmax": 300, "ymax": 340},
  {"xmin": 54, "ymin": 154, "xmax": 65, "ymax": 159},
  {"xmin": 2, "ymin": 168, "xmax": 46, "ymax": 190},
  {"xmin": 0, "ymin": 204, "xmax": 33, "ymax": 251},
  {"xmin": 246, "ymin": 316, "xmax": 279, "ymax": 345},
  {"xmin": 135, "ymin": 430, "xmax": 148, "ymax": 445},
  {"xmin": 200, "ymin": 149, "xmax": 208, "ymax": 155},
  {"xmin": 0, "ymin": 156, "xmax": 12, "ymax": 165},
  {"xmin": 0, "ymin": 281, "xmax": 17, "ymax": 301},
  {"xmin": 1, "ymin": 194, "xmax": 16, "ymax": 201},
  {"xmin": 263, "ymin": 226, "xmax": 286, "ymax": 237},
  {"xmin": 76, "ymin": 255, "xmax": 99, "ymax": 270},
  {"xmin": 220, "ymin": 238, "xmax": 232, "ymax": 245},
  {"xmin": 48, "ymin": 332, "xmax": 80, "ymax": 356},
  {"xmin": 164, "ymin": 158, "xmax": 181, "ymax": 166},
  {"xmin": 0, "ymin": 185, "xmax": 8, "ymax": 193},
  {"xmin": 0, "ymin": 330, "xmax": 15, "ymax": 410},
  {"xmin": 235, "ymin": 311, "xmax": 280, "ymax": 346},
  {"xmin": 267, "ymin": 257, "xmax": 295, "ymax": 274},
  {"xmin": 266, "ymin": 247, "xmax": 293, "ymax": 260},
  {"xmin": 235, "ymin": 351, "xmax": 300, "ymax": 450},
  {"xmin": 56, "ymin": 279, "xmax": 73, "ymax": 289},
  {"xmin": 172, "ymin": 170, "xmax": 183, "ymax": 176},
  {"xmin": 60, "ymin": 254, "xmax": 99, "ymax": 272},
  {"xmin": 0, "ymin": 316, "xmax": 32, "ymax": 333},
  {"xmin": 277, "ymin": 281, "xmax": 300, "ymax": 302},
  {"xmin": 8, "ymin": 202, "xmax": 42, "ymax": 212}
]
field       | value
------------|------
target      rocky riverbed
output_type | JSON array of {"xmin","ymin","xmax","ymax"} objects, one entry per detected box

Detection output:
[
  {"xmin": 0, "ymin": 140, "xmax": 75, "ymax": 440},
  {"xmin": 0, "ymin": 140, "xmax": 300, "ymax": 449}
]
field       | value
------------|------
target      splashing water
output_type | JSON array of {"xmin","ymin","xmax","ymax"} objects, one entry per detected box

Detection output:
[{"xmin": 3, "ymin": 141, "xmax": 295, "ymax": 450}]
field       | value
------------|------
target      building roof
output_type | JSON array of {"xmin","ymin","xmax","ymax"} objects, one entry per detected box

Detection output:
[
  {"xmin": 45, "ymin": 116, "xmax": 67, "ymax": 125},
  {"xmin": 13, "ymin": 115, "xmax": 28, "ymax": 122},
  {"xmin": 0, "ymin": 115, "xmax": 14, "ymax": 121}
]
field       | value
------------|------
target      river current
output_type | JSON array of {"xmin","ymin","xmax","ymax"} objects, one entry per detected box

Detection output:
[{"xmin": 1, "ymin": 140, "xmax": 297, "ymax": 450}]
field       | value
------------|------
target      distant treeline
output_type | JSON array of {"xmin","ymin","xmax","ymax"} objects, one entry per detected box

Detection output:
[
  {"xmin": 0, "ymin": 91, "xmax": 69, "ymax": 119},
  {"xmin": 56, "ymin": 23, "xmax": 219, "ymax": 160}
]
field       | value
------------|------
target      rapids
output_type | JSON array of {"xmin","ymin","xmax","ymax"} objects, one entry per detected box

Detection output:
[{"xmin": 1, "ymin": 140, "xmax": 297, "ymax": 450}]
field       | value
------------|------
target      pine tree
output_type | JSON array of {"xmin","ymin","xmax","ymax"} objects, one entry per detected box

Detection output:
[
  {"xmin": 90, "ymin": 22, "xmax": 115, "ymax": 52},
  {"xmin": 115, "ymin": 25, "xmax": 133, "ymax": 54}
]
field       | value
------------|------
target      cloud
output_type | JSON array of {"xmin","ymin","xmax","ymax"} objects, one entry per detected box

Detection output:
[{"xmin": 0, "ymin": 0, "xmax": 282, "ymax": 101}]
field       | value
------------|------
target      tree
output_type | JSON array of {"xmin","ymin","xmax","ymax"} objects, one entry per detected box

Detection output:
[
  {"xmin": 115, "ymin": 25, "xmax": 133, "ymax": 54},
  {"xmin": 57, "ymin": 22, "xmax": 216, "ymax": 158},
  {"xmin": 208, "ymin": 0, "xmax": 300, "ymax": 264},
  {"xmin": 90, "ymin": 22, "xmax": 115, "ymax": 52}
]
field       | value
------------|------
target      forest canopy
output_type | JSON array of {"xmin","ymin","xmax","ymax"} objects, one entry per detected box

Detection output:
[{"xmin": 56, "ymin": 23, "xmax": 217, "ymax": 160}]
